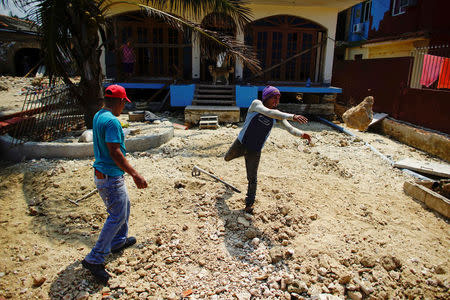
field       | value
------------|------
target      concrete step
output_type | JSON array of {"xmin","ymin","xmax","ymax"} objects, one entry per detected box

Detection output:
[
  {"xmin": 185, "ymin": 105, "xmax": 240, "ymax": 124},
  {"xmin": 192, "ymin": 100, "xmax": 235, "ymax": 105},
  {"xmin": 196, "ymin": 89, "xmax": 234, "ymax": 94},
  {"xmin": 195, "ymin": 94, "xmax": 234, "ymax": 99},
  {"xmin": 196, "ymin": 84, "xmax": 234, "ymax": 89}
]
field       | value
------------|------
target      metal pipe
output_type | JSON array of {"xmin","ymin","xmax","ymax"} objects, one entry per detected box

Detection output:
[
  {"xmin": 317, "ymin": 117, "xmax": 434, "ymax": 182},
  {"xmin": 192, "ymin": 165, "xmax": 241, "ymax": 193}
]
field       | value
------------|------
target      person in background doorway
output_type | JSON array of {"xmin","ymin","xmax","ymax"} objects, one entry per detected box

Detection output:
[{"xmin": 120, "ymin": 40, "xmax": 136, "ymax": 81}]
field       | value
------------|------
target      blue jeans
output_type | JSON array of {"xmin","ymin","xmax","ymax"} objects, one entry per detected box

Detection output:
[{"xmin": 85, "ymin": 174, "xmax": 130, "ymax": 264}]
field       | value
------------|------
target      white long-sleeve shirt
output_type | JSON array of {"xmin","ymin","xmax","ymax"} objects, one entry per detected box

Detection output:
[
  {"xmin": 237, "ymin": 99, "xmax": 304, "ymax": 151},
  {"xmin": 248, "ymin": 99, "xmax": 304, "ymax": 137}
]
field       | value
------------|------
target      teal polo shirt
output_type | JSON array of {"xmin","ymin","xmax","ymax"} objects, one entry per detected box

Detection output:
[{"xmin": 92, "ymin": 109, "xmax": 126, "ymax": 176}]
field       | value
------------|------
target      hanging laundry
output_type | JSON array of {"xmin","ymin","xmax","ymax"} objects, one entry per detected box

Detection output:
[
  {"xmin": 420, "ymin": 54, "xmax": 444, "ymax": 87},
  {"xmin": 437, "ymin": 58, "xmax": 450, "ymax": 89}
]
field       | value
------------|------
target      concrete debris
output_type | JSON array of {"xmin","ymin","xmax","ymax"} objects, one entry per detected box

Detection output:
[{"xmin": 342, "ymin": 96, "xmax": 374, "ymax": 131}]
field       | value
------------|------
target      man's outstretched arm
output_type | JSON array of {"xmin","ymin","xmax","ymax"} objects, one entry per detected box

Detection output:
[
  {"xmin": 279, "ymin": 119, "xmax": 311, "ymax": 143},
  {"xmin": 249, "ymin": 100, "xmax": 294, "ymax": 120}
]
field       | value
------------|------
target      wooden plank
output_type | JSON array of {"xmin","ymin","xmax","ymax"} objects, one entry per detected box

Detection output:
[
  {"xmin": 404, "ymin": 181, "xmax": 450, "ymax": 218},
  {"xmin": 200, "ymin": 115, "xmax": 218, "ymax": 121},
  {"xmin": 199, "ymin": 120, "xmax": 218, "ymax": 125},
  {"xmin": 395, "ymin": 158, "xmax": 450, "ymax": 178},
  {"xmin": 0, "ymin": 104, "xmax": 57, "ymax": 121},
  {"xmin": 369, "ymin": 113, "xmax": 388, "ymax": 127}
]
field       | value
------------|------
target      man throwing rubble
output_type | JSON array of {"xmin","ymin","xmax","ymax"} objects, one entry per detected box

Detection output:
[
  {"xmin": 224, "ymin": 85, "xmax": 311, "ymax": 214},
  {"xmin": 82, "ymin": 84, "xmax": 147, "ymax": 284}
]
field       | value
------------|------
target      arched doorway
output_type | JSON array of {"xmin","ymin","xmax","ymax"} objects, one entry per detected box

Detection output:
[
  {"xmin": 14, "ymin": 48, "xmax": 41, "ymax": 76},
  {"xmin": 200, "ymin": 13, "xmax": 236, "ymax": 83},
  {"xmin": 110, "ymin": 12, "xmax": 192, "ymax": 80},
  {"xmin": 245, "ymin": 15, "xmax": 326, "ymax": 83}
]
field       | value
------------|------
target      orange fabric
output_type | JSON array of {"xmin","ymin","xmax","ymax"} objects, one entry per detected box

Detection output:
[{"xmin": 437, "ymin": 58, "xmax": 450, "ymax": 89}]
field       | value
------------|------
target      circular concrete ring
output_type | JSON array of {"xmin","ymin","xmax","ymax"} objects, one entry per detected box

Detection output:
[{"xmin": 0, "ymin": 124, "xmax": 174, "ymax": 162}]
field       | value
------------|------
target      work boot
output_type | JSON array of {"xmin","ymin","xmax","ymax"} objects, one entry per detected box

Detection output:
[
  {"xmin": 111, "ymin": 236, "xmax": 137, "ymax": 254},
  {"xmin": 81, "ymin": 259, "xmax": 110, "ymax": 285},
  {"xmin": 244, "ymin": 206, "xmax": 254, "ymax": 215}
]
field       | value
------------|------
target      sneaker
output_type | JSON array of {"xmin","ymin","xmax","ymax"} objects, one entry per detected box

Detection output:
[
  {"xmin": 81, "ymin": 259, "xmax": 110, "ymax": 284},
  {"xmin": 244, "ymin": 206, "xmax": 254, "ymax": 215},
  {"xmin": 111, "ymin": 236, "xmax": 137, "ymax": 253}
]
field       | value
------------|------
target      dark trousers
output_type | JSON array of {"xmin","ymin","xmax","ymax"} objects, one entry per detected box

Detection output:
[{"xmin": 224, "ymin": 139, "xmax": 261, "ymax": 207}]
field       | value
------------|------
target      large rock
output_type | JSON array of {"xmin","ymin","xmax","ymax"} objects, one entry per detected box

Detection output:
[
  {"xmin": 342, "ymin": 96, "xmax": 374, "ymax": 131},
  {"xmin": 78, "ymin": 129, "xmax": 93, "ymax": 143}
]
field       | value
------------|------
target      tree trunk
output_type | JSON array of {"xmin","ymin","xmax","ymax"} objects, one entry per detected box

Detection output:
[{"xmin": 71, "ymin": 19, "xmax": 104, "ymax": 128}]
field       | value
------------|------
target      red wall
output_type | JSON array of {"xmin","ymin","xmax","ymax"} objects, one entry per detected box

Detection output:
[
  {"xmin": 333, "ymin": 58, "xmax": 450, "ymax": 134},
  {"xmin": 368, "ymin": 0, "xmax": 450, "ymax": 44}
]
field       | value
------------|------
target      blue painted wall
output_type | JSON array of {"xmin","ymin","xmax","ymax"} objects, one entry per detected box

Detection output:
[
  {"xmin": 105, "ymin": 83, "xmax": 341, "ymax": 108},
  {"xmin": 347, "ymin": 0, "xmax": 391, "ymax": 42},
  {"xmin": 170, "ymin": 84, "xmax": 195, "ymax": 107},
  {"xmin": 236, "ymin": 85, "xmax": 258, "ymax": 107},
  {"xmin": 371, "ymin": 0, "xmax": 390, "ymax": 31},
  {"xmin": 349, "ymin": 3, "xmax": 369, "ymax": 42}
]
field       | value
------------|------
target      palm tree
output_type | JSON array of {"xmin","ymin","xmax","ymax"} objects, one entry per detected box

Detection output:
[{"xmin": 2, "ymin": 0, "xmax": 259, "ymax": 127}]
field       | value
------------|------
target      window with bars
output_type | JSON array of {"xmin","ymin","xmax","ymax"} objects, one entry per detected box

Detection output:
[
  {"xmin": 392, "ymin": 0, "xmax": 410, "ymax": 16},
  {"xmin": 361, "ymin": 1, "xmax": 372, "ymax": 22}
]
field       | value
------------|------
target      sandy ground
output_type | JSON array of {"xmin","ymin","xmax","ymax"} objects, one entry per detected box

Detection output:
[
  {"xmin": 0, "ymin": 77, "xmax": 449, "ymax": 299},
  {"xmin": 0, "ymin": 76, "xmax": 35, "ymax": 115}
]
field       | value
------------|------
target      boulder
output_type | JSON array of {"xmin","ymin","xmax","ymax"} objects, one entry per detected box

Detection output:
[
  {"xmin": 78, "ymin": 129, "xmax": 93, "ymax": 143},
  {"xmin": 342, "ymin": 96, "xmax": 374, "ymax": 131}
]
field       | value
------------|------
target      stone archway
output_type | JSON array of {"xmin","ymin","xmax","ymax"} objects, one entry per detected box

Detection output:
[{"xmin": 244, "ymin": 15, "xmax": 326, "ymax": 83}]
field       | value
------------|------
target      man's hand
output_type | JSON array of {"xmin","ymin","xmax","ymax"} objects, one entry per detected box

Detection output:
[
  {"xmin": 301, "ymin": 133, "xmax": 311, "ymax": 144},
  {"xmin": 107, "ymin": 142, "xmax": 148, "ymax": 189},
  {"xmin": 293, "ymin": 114, "xmax": 308, "ymax": 124},
  {"xmin": 132, "ymin": 173, "xmax": 148, "ymax": 189}
]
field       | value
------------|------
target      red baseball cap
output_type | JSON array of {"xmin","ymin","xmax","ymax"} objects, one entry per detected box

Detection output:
[{"xmin": 104, "ymin": 84, "xmax": 131, "ymax": 102}]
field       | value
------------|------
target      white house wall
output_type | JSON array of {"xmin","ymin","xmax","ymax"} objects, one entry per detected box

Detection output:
[{"xmin": 104, "ymin": 2, "xmax": 347, "ymax": 84}]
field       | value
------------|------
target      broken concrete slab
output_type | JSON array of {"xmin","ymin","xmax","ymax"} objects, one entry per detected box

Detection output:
[
  {"xmin": 395, "ymin": 158, "xmax": 450, "ymax": 178},
  {"xmin": 380, "ymin": 118, "xmax": 450, "ymax": 162},
  {"xmin": 403, "ymin": 181, "xmax": 450, "ymax": 218},
  {"xmin": 368, "ymin": 112, "xmax": 388, "ymax": 127}
]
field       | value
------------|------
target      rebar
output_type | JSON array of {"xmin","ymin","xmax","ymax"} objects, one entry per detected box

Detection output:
[{"xmin": 9, "ymin": 80, "xmax": 84, "ymax": 146}]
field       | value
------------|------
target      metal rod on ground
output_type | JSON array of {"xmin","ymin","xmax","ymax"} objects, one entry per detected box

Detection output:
[
  {"xmin": 67, "ymin": 188, "xmax": 98, "ymax": 206},
  {"xmin": 192, "ymin": 165, "xmax": 241, "ymax": 193},
  {"xmin": 317, "ymin": 117, "xmax": 434, "ymax": 182}
]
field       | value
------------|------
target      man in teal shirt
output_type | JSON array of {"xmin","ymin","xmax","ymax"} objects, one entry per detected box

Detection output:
[{"xmin": 82, "ymin": 85, "xmax": 147, "ymax": 284}]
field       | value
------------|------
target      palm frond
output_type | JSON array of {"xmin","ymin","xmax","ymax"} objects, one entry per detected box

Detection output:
[
  {"xmin": 166, "ymin": 0, "xmax": 252, "ymax": 30},
  {"xmin": 139, "ymin": 3, "xmax": 260, "ymax": 73}
]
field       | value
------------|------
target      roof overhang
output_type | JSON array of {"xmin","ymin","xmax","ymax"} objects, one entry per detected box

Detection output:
[{"xmin": 250, "ymin": 0, "xmax": 362, "ymax": 10}]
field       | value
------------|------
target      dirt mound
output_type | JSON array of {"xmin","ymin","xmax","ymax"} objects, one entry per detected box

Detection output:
[{"xmin": 0, "ymin": 121, "xmax": 448, "ymax": 299}]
